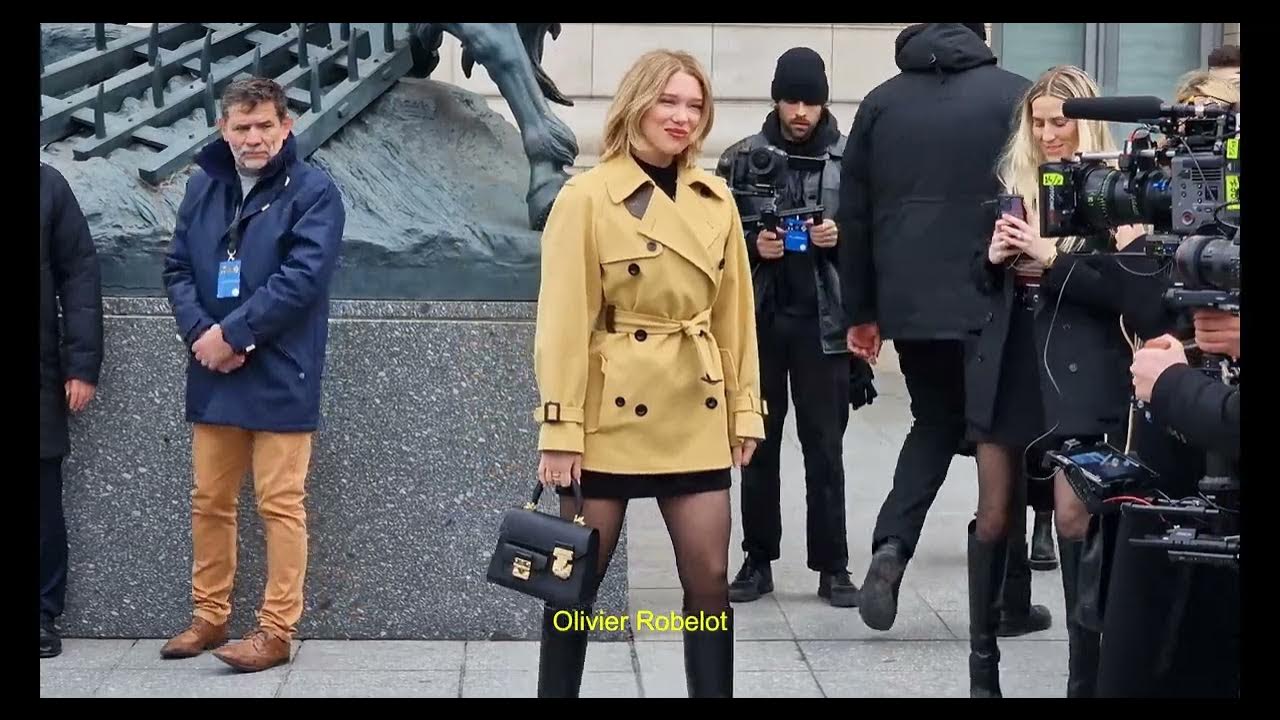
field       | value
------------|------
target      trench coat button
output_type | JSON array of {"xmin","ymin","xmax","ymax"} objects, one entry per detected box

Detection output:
[
  {"xmin": 634, "ymin": 329, "xmax": 647, "ymax": 342},
  {"xmin": 647, "ymin": 241, "xmax": 658, "ymax": 252},
  {"xmin": 1068, "ymin": 362, "xmax": 1079, "ymax": 373},
  {"xmin": 635, "ymin": 404, "xmax": 648, "ymax": 417},
  {"xmin": 615, "ymin": 397, "xmax": 626, "ymax": 407},
  {"xmin": 628, "ymin": 263, "xmax": 640, "ymax": 276},
  {"xmin": 984, "ymin": 312, "xmax": 993, "ymax": 323},
  {"xmin": 705, "ymin": 398, "xmax": 718, "ymax": 409}
]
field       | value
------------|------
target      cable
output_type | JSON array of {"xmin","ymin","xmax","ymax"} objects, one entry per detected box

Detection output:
[
  {"xmin": 1114, "ymin": 254, "xmax": 1173, "ymax": 278},
  {"xmin": 1106, "ymin": 495, "xmax": 1153, "ymax": 506},
  {"xmin": 1117, "ymin": 314, "xmax": 1147, "ymax": 454},
  {"xmin": 1020, "ymin": 260, "xmax": 1077, "ymax": 482},
  {"xmin": 1197, "ymin": 493, "xmax": 1241, "ymax": 514}
]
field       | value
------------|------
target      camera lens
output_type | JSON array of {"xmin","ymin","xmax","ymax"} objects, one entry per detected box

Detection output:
[
  {"xmin": 747, "ymin": 146, "xmax": 788, "ymax": 186},
  {"xmin": 1175, "ymin": 235, "xmax": 1239, "ymax": 291}
]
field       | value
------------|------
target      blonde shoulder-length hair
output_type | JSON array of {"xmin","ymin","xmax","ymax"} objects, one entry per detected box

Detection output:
[
  {"xmin": 997, "ymin": 65, "xmax": 1117, "ymax": 252},
  {"xmin": 600, "ymin": 50, "xmax": 715, "ymax": 170},
  {"xmin": 1173, "ymin": 69, "xmax": 1240, "ymax": 106}
]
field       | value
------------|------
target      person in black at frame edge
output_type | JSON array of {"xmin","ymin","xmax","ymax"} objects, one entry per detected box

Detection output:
[
  {"xmin": 717, "ymin": 47, "xmax": 876, "ymax": 609},
  {"xmin": 835, "ymin": 22, "xmax": 1032, "ymax": 632},
  {"xmin": 1091, "ymin": 72, "xmax": 1240, "ymax": 698},
  {"xmin": 40, "ymin": 163, "xmax": 104, "ymax": 658}
]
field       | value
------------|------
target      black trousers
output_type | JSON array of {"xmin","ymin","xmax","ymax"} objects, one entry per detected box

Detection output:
[
  {"xmin": 871, "ymin": 339, "xmax": 967, "ymax": 559},
  {"xmin": 41, "ymin": 456, "xmax": 68, "ymax": 621},
  {"xmin": 740, "ymin": 312, "xmax": 850, "ymax": 572},
  {"xmin": 1096, "ymin": 509, "xmax": 1240, "ymax": 697}
]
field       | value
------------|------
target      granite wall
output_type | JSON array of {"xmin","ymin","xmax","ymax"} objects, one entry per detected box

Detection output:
[{"xmin": 57, "ymin": 298, "xmax": 628, "ymax": 641}]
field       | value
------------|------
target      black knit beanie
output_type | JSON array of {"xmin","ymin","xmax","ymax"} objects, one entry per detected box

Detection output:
[{"xmin": 771, "ymin": 47, "xmax": 829, "ymax": 105}]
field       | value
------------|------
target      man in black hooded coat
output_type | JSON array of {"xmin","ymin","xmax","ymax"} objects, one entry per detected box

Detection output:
[{"xmin": 836, "ymin": 23, "xmax": 1031, "ymax": 634}]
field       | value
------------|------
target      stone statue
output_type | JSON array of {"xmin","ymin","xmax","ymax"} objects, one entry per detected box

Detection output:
[
  {"xmin": 38, "ymin": 23, "xmax": 581, "ymax": 300},
  {"xmin": 407, "ymin": 23, "xmax": 578, "ymax": 230}
]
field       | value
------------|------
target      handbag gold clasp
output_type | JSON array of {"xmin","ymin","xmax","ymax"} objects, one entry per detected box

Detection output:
[
  {"xmin": 512, "ymin": 556, "xmax": 532, "ymax": 580},
  {"xmin": 551, "ymin": 547, "xmax": 574, "ymax": 580}
]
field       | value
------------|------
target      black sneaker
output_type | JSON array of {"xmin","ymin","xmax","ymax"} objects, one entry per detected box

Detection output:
[
  {"xmin": 818, "ymin": 570, "xmax": 859, "ymax": 607},
  {"xmin": 728, "ymin": 556, "xmax": 773, "ymax": 603},
  {"xmin": 40, "ymin": 617, "xmax": 61, "ymax": 659}
]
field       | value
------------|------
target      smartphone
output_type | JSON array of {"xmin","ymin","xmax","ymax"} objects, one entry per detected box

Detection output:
[
  {"xmin": 997, "ymin": 193, "xmax": 1026, "ymax": 221},
  {"xmin": 782, "ymin": 216, "xmax": 809, "ymax": 253}
]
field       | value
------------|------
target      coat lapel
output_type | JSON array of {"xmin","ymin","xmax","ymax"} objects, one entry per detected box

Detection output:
[{"xmin": 603, "ymin": 155, "xmax": 720, "ymax": 284}]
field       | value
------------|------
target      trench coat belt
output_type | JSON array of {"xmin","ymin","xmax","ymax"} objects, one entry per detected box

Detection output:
[{"xmin": 608, "ymin": 307, "xmax": 723, "ymax": 385}]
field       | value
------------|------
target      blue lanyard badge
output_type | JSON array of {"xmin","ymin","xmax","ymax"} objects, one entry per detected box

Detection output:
[{"xmin": 217, "ymin": 256, "xmax": 242, "ymax": 298}]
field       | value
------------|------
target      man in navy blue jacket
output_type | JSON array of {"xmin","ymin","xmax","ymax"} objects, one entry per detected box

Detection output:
[{"xmin": 160, "ymin": 77, "xmax": 345, "ymax": 672}]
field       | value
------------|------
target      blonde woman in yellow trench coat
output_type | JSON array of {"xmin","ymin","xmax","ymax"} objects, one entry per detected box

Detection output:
[{"xmin": 532, "ymin": 50, "xmax": 766, "ymax": 699}]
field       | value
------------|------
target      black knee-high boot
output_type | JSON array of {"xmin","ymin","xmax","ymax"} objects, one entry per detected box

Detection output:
[
  {"xmin": 537, "ymin": 604, "xmax": 590, "ymax": 698},
  {"xmin": 999, "ymin": 520, "xmax": 1053, "ymax": 637},
  {"xmin": 968, "ymin": 520, "xmax": 1008, "ymax": 698},
  {"xmin": 1058, "ymin": 538, "xmax": 1100, "ymax": 698},
  {"xmin": 683, "ymin": 608, "xmax": 734, "ymax": 698}
]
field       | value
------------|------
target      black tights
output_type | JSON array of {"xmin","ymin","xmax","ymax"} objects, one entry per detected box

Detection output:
[
  {"xmin": 560, "ymin": 491, "xmax": 731, "ymax": 613},
  {"xmin": 975, "ymin": 443, "xmax": 1090, "ymax": 543}
]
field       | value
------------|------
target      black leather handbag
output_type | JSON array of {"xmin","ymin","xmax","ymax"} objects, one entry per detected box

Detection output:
[{"xmin": 486, "ymin": 480, "xmax": 600, "ymax": 607}]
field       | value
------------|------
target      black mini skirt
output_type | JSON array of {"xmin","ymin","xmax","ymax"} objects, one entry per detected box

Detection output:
[{"xmin": 555, "ymin": 468, "xmax": 732, "ymax": 499}]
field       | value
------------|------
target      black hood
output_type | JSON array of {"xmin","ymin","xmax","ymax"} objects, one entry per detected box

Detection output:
[{"xmin": 895, "ymin": 23, "xmax": 997, "ymax": 73}]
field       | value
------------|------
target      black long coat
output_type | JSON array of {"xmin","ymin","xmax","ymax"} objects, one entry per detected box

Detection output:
[
  {"xmin": 964, "ymin": 236, "xmax": 1132, "ymax": 440},
  {"xmin": 40, "ymin": 163, "xmax": 103, "ymax": 459},
  {"xmin": 838, "ymin": 23, "xmax": 1031, "ymax": 341}
]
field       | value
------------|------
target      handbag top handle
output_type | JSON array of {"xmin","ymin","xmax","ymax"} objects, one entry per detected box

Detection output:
[{"xmin": 527, "ymin": 479, "xmax": 587, "ymax": 526}]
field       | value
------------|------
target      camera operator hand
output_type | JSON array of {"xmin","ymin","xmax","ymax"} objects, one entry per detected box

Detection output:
[
  {"xmin": 756, "ymin": 228, "xmax": 784, "ymax": 260},
  {"xmin": 1113, "ymin": 224, "xmax": 1146, "ymax": 251},
  {"xmin": 1193, "ymin": 309, "xmax": 1240, "ymax": 360},
  {"xmin": 808, "ymin": 218, "xmax": 839, "ymax": 248},
  {"xmin": 1130, "ymin": 334, "xmax": 1188, "ymax": 403}
]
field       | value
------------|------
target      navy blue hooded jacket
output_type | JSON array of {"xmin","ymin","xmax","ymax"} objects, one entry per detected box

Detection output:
[{"xmin": 162, "ymin": 133, "xmax": 345, "ymax": 432}]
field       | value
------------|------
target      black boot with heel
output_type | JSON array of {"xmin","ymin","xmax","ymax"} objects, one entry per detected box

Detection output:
[
  {"xmin": 968, "ymin": 520, "xmax": 1008, "ymax": 698},
  {"xmin": 1058, "ymin": 538, "xmax": 1100, "ymax": 698},
  {"xmin": 1029, "ymin": 511, "xmax": 1059, "ymax": 571},
  {"xmin": 536, "ymin": 604, "xmax": 590, "ymax": 698},
  {"xmin": 683, "ymin": 607, "xmax": 734, "ymax": 698},
  {"xmin": 998, "ymin": 525, "xmax": 1053, "ymax": 637}
]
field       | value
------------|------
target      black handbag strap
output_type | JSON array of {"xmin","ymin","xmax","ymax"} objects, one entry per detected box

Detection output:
[{"xmin": 527, "ymin": 479, "xmax": 587, "ymax": 525}]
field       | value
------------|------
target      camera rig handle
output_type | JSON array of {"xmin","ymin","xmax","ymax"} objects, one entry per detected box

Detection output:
[{"xmin": 741, "ymin": 204, "xmax": 825, "ymax": 230}]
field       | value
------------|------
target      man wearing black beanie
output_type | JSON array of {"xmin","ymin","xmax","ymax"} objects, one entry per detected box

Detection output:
[
  {"xmin": 716, "ymin": 46, "xmax": 871, "ymax": 609},
  {"xmin": 836, "ymin": 23, "xmax": 1033, "ymax": 697}
]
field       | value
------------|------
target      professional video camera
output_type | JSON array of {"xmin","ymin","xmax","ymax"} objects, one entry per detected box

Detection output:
[
  {"xmin": 1036, "ymin": 96, "xmax": 1241, "ymax": 570},
  {"xmin": 717, "ymin": 144, "xmax": 825, "ymax": 253},
  {"xmin": 1037, "ymin": 95, "xmax": 1240, "ymax": 312}
]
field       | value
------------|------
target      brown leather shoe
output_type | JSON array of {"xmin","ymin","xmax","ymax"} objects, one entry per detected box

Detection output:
[
  {"xmin": 212, "ymin": 628, "xmax": 291, "ymax": 673},
  {"xmin": 160, "ymin": 617, "xmax": 228, "ymax": 659}
]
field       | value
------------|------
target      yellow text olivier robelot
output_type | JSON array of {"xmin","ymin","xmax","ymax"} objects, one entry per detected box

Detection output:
[{"xmin": 552, "ymin": 609, "xmax": 730, "ymax": 633}]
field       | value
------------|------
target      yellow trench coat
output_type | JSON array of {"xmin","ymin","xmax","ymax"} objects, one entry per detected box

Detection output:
[{"xmin": 532, "ymin": 153, "xmax": 767, "ymax": 474}]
